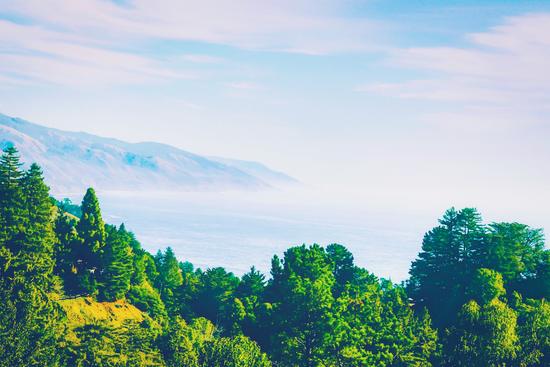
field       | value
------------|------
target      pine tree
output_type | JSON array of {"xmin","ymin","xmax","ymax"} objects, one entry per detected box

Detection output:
[
  {"xmin": 99, "ymin": 224, "xmax": 133, "ymax": 301},
  {"xmin": 0, "ymin": 150, "xmax": 65, "ymax": 366},
  {"xmin": 407, "ymin": 207, "xmax": 487, "ymax": 328},
  {"xmin": 0, "ymin": 146, "xmax": 27, "ymax": 275},
  {"xmin": 269, "ymin": 244, "xmax": 336, "ymax": 367},
  {"xmin": 75, "ymin": 187, "xmax": 106, "ymax": 294},
  {"xmin": 21, "ymin": 163, "xmax": 56, "ymax": 288},
  {"xmin": 155, "ymin": 247, "xmax": 183, "ymax": 314},
  {"xmin": 53, "ymin": 213, "xmax": 82, "ymax": 295}
]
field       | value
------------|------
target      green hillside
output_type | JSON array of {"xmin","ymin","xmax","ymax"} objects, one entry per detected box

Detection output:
[{"xmin": 1, "ymin": 146, "xmax": 548, "ymax": 367}]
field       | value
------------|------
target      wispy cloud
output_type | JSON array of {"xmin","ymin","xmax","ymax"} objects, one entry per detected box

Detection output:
[
  {"xmin": 0, "ymin": 0, "xmax": 381, "ymax": 86},
  {"xmin": 358, "ymin": 12, "xmax": 550, "ymax": 125}
]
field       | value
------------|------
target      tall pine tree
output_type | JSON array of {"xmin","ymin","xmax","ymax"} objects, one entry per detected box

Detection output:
[
  {"xmin": 75, "ymin": 187, "xmax": 106, "ymax": 294},
  {"xmin": 99, "ymin": 224, "xmax": 133, "ymax": 301},
  {"xmin": 0, "ymin": 149, "xmax": 65, "ymax": 366}
]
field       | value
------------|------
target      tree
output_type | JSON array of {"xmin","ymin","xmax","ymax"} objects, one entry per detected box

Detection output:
[
  {"xmin": 407, "ymin": 208, "xmax": 487, "ymax": 328},
  {"xmin": 160, "ymin": 317, "xmax": 215, "ymax": 367},
  {"xmin": 326, "ymin": 243, "xmax": 357, "ymax": 296},
  {"xmin": 268, "ymin": 244, "xmax": 336, "ymax": 367},
  {"xmin": 515, "ymin": 297, "xmax": 550, "ymax": 366},
  {"xmin": 235, "ymin": 267, "xmax": 267, "ymax": 340},
  {"xmin": 192, "ymin": 267, "xmax": 240, "ymax": 333},
  {"xmin": 468, "ymin": 268, "xmax": 506, "ymax": 305},
  {"xmin": 443, "ymin": 269, "xmax": 519, "ymax": 367},
  {"xmin": 154, "ymin": 247, "xmax": 183, "ymax": 314},
  {"xmin": 0, "ymin": 146, "xmax": 27, "ymax": 275},
  {"xmin": 99, "ymin": 224, "xmax": 133, "ymax": 301},
  {"xmin": 329, "ymin": 277, "xmax": 438, "ymax": 366},
  {"xmin": 75, "ymin": 187, "xmax": 107, "ymax": 294},
  {"xmin": 486, "ymin": 223, "xmax": 548, "ymax": 300},
  {"xmin": 200, "ymin": 335, "xmax": 272, "ymax": 367},
  {"xmin": 0, "ymin": 149, "xmax": 65, "ymax": 366}
]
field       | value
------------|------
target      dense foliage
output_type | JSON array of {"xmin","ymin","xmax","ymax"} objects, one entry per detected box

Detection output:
[{"xmin": 0, "ymin": 147, "xmax": 548, "ymax": 366}]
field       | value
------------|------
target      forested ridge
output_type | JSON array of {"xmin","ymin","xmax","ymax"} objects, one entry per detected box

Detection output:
[{"xmin": 0, "ymin": 146, "xmax": 548, "ymax": 367}]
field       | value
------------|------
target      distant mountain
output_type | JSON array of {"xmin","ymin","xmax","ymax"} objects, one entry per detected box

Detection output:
[{"xmin": 0, "ymin": 113, "xmax": 297, "ymax": 194}]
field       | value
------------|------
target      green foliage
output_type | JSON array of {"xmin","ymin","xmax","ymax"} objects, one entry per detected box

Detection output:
[
  {"xmin": 160, "ymin": 317, "xmax": 215, "ymax": 367},
  {"xmin": 486, "ymin": 223, "xmax": 548, "ymax": 299},
  {"xmin": 54, "ymin": 212, "xmax": 82, "ymax": 294},
  {"xmin": 408, "ymin": 207, "xmax": 487, "ymax": 329},
  {"xmin": 160, "ymin": 317, "xmax": 271, "ymax": 367},
  {"xmin": 75, "ymin": 187, "xmax": 107, "ymax": 294},
  {"xmin": 0, "ymin": 148, "xmax": 65, "ymax": 366},
  {"xmin": 268, "ymin": 244, "xmax": 336, "ymax": 366},
  {"xmin": 515, "ymin": 297, "xmax": 550, "ymax": 366},
  {"xmin": 469, "ymin": 268, "xmax": 506, "ymax": 305},
  {"xmin": 99, "ymin": 224, "xmax": 133, "ymax": 301},
  {"xmin": 53, "ymin": 197, "xmax": 82, "ymax": 218},
  {"xmin": 330, "ymin": 278, "xmax": 438, "ymax": 366},
  {"xmin": 1, "ymin": 151, "xmax": 548, "ymax": 367},
  {"xmin": 192, "ymin": 267, "xmax": 240, "ymax": 332},
  {"xmin": 154, "ymin": 247, "xmax": 183, "ymax": 314},
  {"xmin": 65, "ymin": 320, "xmax": 164, "ymax": 367},
  {"xmin": 127, "ymin": 280, "xmax": 167, "ymax": 320},
  {"xmin": 444, "ymin": 299, "xmax": 519, "ymax": 366},
  {"xmin": 200, "ymin": 334, "xmax": 271, "ymax": 367}
]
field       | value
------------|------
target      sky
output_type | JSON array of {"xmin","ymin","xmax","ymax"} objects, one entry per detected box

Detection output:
[{"xmin": 1, "ymin": 0, "xmax": 550, "ymax": 231}]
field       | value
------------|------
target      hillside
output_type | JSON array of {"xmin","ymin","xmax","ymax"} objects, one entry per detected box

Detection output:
[
  {"xmin": 0, "ymin": 113, "xmax": 297, "ymax": 194},
  {"xmin": 60, "ymin": 297, "xmax": 151, "ymax": 330}
]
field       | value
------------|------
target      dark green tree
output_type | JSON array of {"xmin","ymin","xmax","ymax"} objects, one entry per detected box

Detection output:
[
  {"xmin": 486, "ymin": 223, "xmax": 548, "ymax": 299},
  {"xmin": 0, "ymin": 149, "xmax": 65, "ymax": 366},
  {"xmin": 326, "ymin": 243, "xmax": 358, "ymax": 296},
  {"xmin": 155, "ymin": 247, "xmax": 183, "ymax": 314},
  {"xmin": 99, "ymin": 224, "xmax": 133, "ymax": 301},
  {"xmin": 192, "ymin": 267, "xmax": 240, "ymax": 332},
  {"xmin": 268, "ymin": 244, "xmax": 336, "ymax": 367},
  {"xmin": 75, "ymin": 187, "xmax": 106, "ymax": 294},
  {"xmin": 443, "ymin": 269, "xmax": 518, "ymax": 367},
  {"xmin": 407, "ymin": 208, "xmax": 487, "ymax": 328},
  {"xmin": 0, "ymin": 146, "xmax": 27, "ymax": 274}
]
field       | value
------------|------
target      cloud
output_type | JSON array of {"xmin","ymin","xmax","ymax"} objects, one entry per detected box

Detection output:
[
  {"xmin": 358, "ymin": 12, "xmax": 550, "ymax": 123},
  {"xmin": 0, "ymin": 0, "xmax": 381, "ymax": 86},
  {"xmin": 0, "ymin": 19, "xmax": 198, "ymax": 85},
  {"xmin": 2, "ymin": 0, "xmax": 379, "ymax": 53}
]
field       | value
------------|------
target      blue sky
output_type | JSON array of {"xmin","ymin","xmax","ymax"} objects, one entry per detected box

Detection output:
[{"xmin": 1, "ymin": 0, "xmax": 550, "ymax": 229}]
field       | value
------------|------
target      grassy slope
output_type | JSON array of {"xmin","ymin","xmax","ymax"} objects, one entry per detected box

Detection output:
[{"xmin": 60, "ymin": 297, "xmax": 154, "ymax": 343}]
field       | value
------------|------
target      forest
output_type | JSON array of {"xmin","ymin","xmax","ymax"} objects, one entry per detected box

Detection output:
[{"xmin": 0, "ymin": 146, "xmax": 548, "ymax": 367}]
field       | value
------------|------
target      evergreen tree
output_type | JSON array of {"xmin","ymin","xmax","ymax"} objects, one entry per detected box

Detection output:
[
  {"xmin": 407, "ymin": 208, "xmax": 487, "ymax": 328},
  {"xmin": 155, "ymin": 247, "xmax": 183, "ymax": 314},
  {"xmin": 326, "ymin": 243, "xmax": 357, "ymax": 296},
  {"xmin": 99, "ymin": 224, "xmax": 133, "ymax": 301},
  {"xmin": 0, "ymin": 149, "xmax": 65, "ymax": 366},
  {"xmin": 486, "ymin": 223, "xmax": 548, "ymax": 299},
  {"xmin": 0, "ymin": 146, "xmax": 27, "ymax": 275},
  {"xmin": 21, "ymin": 163, "xmax": 56, "ymax": 288},
  {"xmin": 268, "ymin": 244, "xmax": 336, "ymax": 367},
  {"xmin": 53, "ymin": 213, "xmax": 82, "ymax": 295},
  {"xmin": 192, "ymin": 267, "xmax": 239, "ymax": 332},
  {"xmin": 75, "ymin": 187, "xmax": 106, "ymax": 294}
]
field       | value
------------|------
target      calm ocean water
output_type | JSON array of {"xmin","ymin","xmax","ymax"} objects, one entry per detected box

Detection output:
[{"xmin": 87, "ymin": 190, "xmax": 434, "ymax": 282}]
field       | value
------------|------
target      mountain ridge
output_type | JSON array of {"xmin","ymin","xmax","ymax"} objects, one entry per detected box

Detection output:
[{"xmin": 0, "ymin": 113, "xmax": 297, "ymax": 194}]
